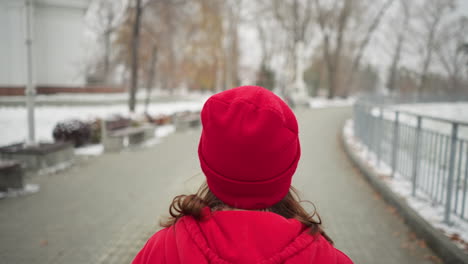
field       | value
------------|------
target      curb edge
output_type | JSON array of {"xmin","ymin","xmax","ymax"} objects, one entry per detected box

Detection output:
[{"xmin": 341, "ymin": 122, "xmax": 468, "ymax": 264}]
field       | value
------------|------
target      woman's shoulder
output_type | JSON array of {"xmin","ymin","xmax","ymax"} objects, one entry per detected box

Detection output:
[
  {"xmin": 318, "ymin": 235, "xmax": 354, "ymax": 264},
  {"xmin": 333, "ymin": 248, "xmax": 353, "ymax": 264},
  {"xmin": 146, "ymin": 227, "xmax": 171, "ymax": 244},
  {"xmin": 132, "ymin": 228, "xmax": 171, "ymax": 264}
]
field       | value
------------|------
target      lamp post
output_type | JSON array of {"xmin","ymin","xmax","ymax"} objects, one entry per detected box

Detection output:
[{"xmin": 25, "ymin": 0, "xmax": 36, "ymax": 147}]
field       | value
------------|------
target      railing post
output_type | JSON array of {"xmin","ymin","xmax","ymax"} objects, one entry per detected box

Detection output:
[
  {"xmin": 391, "ymin": 111, "xmax": 400, "ymax": 178},
  {"xmin": 377, "ymin": 106, "xmax": 383, "ymax": 166},
  {"xmin": 412, "ymin": 116, "xmax": 422, "ymax": 197},
  {"xmin": 354, "ymin": 103, "xmax": 359, "ymax": 139},
  {"xmin": 365, "ymin": 104, "xmax": 372, "ymax": 159},
  {"xmin": 369, "ymin": 105, "xmax": 375, "ymax": 157},
  {"xmin": 444, "ymin": 123, "xmax": 459, "ymax": 225}
]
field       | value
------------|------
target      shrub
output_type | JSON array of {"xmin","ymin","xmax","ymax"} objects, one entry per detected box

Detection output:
[
  {"xmin": 89, "ymin": 118, "xmax": 102, "ymax": 144},
  {"xmin": 52, "ymin": 119, "xmax": 92, "ymax": 147}
]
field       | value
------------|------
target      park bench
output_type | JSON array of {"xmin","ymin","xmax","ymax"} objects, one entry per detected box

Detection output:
[
  {"xmin": 0, "ymin": 142, "xmax": 74, "ymax": 172},
  {"xmin": 173, "ymin": 111, "xmax": 201, "ymax": 132},
  {"xmin": 101, "ymin": 118, "xmax": 155, "ymax": 152},
  {"xmin": 0, "ymin": 159, "xmax": 23, "ymax": 191}
]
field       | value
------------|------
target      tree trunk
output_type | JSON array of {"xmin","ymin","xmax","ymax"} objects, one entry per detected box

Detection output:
[
  {"xmin": 387, "ymin": 0, "xmax": 410, "ymax": 94},
  {"xmin": 387, "ymin": 38, "xmax": 403, "ymax": 93},
  {"xmin": 103, "ymin": 29, "xmax": 110, "ymax": 83},
  {"xmin": 327, "ymin": 64, "xmax": 337, "ymax": 99},
  {"xmin": 329, "ymin": 0, "xmax": 350, "ymax": 98},
  {"xmin": 145, "ymin": 46, "xmax": 157, "ymax": 114},
  {"xmin": 103, "ymin": 10, "xmax": 114, "ymax": 84},
  {"xmin": 418, "ymin": 13, "xmax": 443, "ymax": 99},
  {"xmin": 129, "ymin": 0, "xmax": 142, "ymax": 113}
]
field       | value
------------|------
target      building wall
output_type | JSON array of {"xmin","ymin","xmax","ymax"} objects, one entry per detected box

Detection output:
[
  {"xmin": 0, "ymin": 0, "xmax": 89, "ymax": 87},
  {"xmin": 0, "ymin": 0, "xmax": 26, "ymax": 86}
]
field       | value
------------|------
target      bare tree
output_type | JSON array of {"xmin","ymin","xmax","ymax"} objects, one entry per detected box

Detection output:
[
  {"xmin": 257, "ymin": 25, "xmax": 273, "ymax": 66},
  {"xmin": 142, "ymin": 0, "xmax": 189, "ymax": 93},
  {"xmin": 416, "ymin": 0, "xmax": 455, "ymax": 97},
  {"xmin": 90, "ymin": 0, "xmax": 127, "ymax": 83},
  {"xmin": 386, "ymin": 0, "xmax": 411, "ymax": 93},
  {"xmin": 435, "ymin": 17, "xmax": 468, "ymax": 93},
  {"xmin": 144, "ymin": 45, "xmax": 157, "ymax": 113},
  {"xmin": 115, "ymin": 0, "xmax": 230, "ymax": 94},
  {"xmin": 346, "ymin": 0, "xmax": 395, "ymax": 94},
  {"xmin": 313, "ymin": 0, "xmax": 395, "ymax": 98},
  {"xmin": 234, "ymin": 1, "xmax": 280, "ymax": 91},
  {"xmin": 314, "ymin": 0, "xmax": 353, "ymax": 98},
  {"xmin": 272, "ymin": 0, "xmax": 313, "ymax": 95},
  {"xmin": 223, "ymin": 0, "xmax": 242, "ymax": 90}
]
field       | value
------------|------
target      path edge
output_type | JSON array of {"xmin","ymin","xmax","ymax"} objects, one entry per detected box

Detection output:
[{"xmin": 340, "ymin": 121, "xmax": 468, "ymax": 264}]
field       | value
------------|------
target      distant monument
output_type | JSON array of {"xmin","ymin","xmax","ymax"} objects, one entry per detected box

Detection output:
[{"xmin": 290, "ymin": 41, "xmax": 309, "ymax": 106}]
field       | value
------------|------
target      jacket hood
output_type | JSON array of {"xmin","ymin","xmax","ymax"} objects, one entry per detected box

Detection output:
[
  {"xmin": 132, "ymin": 209, "xmax": 353, "ymax": 264},
  {"xmin": 177, "ymin": 210, "xmax": 317, "ymax": 264}
]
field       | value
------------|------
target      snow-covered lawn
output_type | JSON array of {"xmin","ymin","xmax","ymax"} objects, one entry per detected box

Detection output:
[
  {"xmin": 0, "ymin": 90, "xmax": 212, "ymax": 104},
  {"xmin": 395, "ymin": 103, "xmax": 468, "ymax": 125},
  {"xmin": 0, "ymin": 94, "xmax": 357, "ymax": 147},
  {"xmin": 374, "ymin": 102, "xmax": 468, "ymax": 140},
  {"xmin": 0, "ymin": 101, "xmax": 205, "ymax": 147}
]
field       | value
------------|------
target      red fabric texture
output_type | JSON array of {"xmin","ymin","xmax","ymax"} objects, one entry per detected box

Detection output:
[
  {"xmin": 132, "ymin": 210, "xmax": 353, "ymax": 264},
  {"xmin": 198, "ymin": 86, "xmax": 301, "ymax": 209}
]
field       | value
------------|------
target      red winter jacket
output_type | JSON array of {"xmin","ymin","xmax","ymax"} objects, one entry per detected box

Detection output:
[{"xmin": 133, "ymin": 210, "xmax": 353, "ymax": 264}]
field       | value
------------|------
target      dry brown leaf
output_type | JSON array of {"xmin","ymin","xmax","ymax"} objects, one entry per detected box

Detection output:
[
  {"xmin": 417, "ymin": 240, "xmax": 427, "ymax": 249},
  {"xmin": 40, "ymin": 240, "xmax": 48, "ymax": 247},
  {"xmin": 449, "ymin": 233, "xmax": 461, "ymax": 241},
  {"xmin": 424, "ymin": 255, "xmax": 442, "ymax": 263}
]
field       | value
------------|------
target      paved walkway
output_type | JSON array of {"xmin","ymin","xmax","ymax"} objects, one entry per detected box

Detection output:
[{"xmin": 0, "ymin": 107, "xmax": 441, "ymax": 264}]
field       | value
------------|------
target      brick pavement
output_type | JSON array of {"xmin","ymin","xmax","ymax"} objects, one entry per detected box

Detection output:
[{"xmin": 0, "ymin": 107, "xmax": 441, "ymax": 264}]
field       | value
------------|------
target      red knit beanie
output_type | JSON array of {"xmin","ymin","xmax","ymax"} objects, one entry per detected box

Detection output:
[{"xmin": 198, "ymin": 86, "xmax": 301, "ymax": 209}]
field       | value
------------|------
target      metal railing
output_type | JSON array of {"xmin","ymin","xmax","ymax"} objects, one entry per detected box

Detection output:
[{"xmin": 353, "ymin": 101, "xmax": 468, "ymax": 224}]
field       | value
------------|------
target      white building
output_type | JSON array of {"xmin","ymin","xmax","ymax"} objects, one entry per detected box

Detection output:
[{"xmin": 0, "ymin": 0, "xmax": 90, "ymax": 89}]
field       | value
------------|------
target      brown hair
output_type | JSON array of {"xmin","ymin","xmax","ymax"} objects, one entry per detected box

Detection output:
[{"xmin": 161, "ymin": 183, "xmax": 334, "ymax": 244}]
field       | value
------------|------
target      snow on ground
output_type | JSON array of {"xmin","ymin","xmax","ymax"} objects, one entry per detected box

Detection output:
[
  {"xmin": 0, "ymin": 101, "xmax": 197, "ymax": 198},
  {"xmin": 309, "ymin": 97, "xmax": 356, "ymax": 109},
  {"xmin": 0, "ymin": 184, "xmax": 40, "ymax": 199},
  {"xmin": 155, "ymin": 125, "xmax": 176, "ymax": 138},
  {"xmin": 74, "ymin": 125, "xmax": 177, "ymax": 156},
  {"xmin": 75, "ymin": 144, "xmax": 104, "ymax": 156},
  {"xmin": 0, "ymin": 101, "xmax": 205, "ymax": 146},
  {"xmin": 142, "ymin": 125, "xmax": 176, "ymax": 148},
  {"xmin": 0, "ymin": 89, "xmax": 212, "ymax": 103},
  {"xmin": 37, "ymin": 160, "xmax": 75, "ymax": 176},
  {"xmin": 0, "ymin": 93, "xmax": 357, "ymax": 147},
  {"xmin": 344, "ymin": 119, "xmax": 468, "ymax": 251}
]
